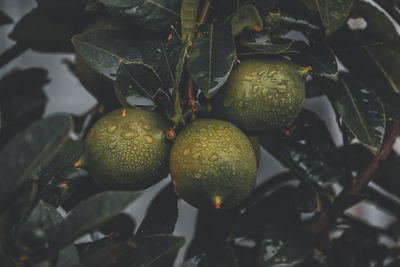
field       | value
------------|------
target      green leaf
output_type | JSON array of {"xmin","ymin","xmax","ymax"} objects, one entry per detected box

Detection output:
[
  {"xmin": 187, "ymin": 24, "xmax": 236, "ymax": 98},
  {"xmin": 135, "ymin": 183, "xmax": 178, "ymax": 239},
  {"xmin": 77, "ymin": 241, "xmax": 133, "ymax": 267},
  {"xmin": 180, "ymin": 0, "xmax": 200, "ymax": 43},
  {"xmin": 264, "ymin": 9, "xmax": 322, "ymax": 33},
  {"xmin": 0, "ymin": 68, "xmax": 49, "ymax": 148},
  {"xmin": 99, "ymin": 0, "xmax": 180, "ymax": 32},
  {"xmin": 9, "ymin": 8, "xmax": 76, "ymax": 53},
  {"xmin": 299, "ymin": 0, "xmax": 318, "ymax": 11},
  {"xmin": 115, "ymin": 61, "xmax": 172, "ymax": 110},
  {"xmin": 180, "ymin": 254, "xmax": 208, "ymax": 267},
  {"xmin": 231, "ymin": 4, "xmax": 263, "ymax": 36},
  {"xmin": 47, "ymin": 191, "xmax": 142, "ymax": 249},
  {"xmin": 0, "ymin": 11, "xmax": 12, "ymax": 26},
  {"xmin": 239, "ymin": 30, "xmax": 296, "ymax": 55},
  {"xmin": 289, "ymin": 41, "xmax": 338, "ymax": 81},
  {"xmin": 0, "ymin": 115, "xmax": 72, "ymax": 210},
  {"xmin": 316, "ymin": 0, "xmax": 353, "ymax": 35},
  {"xmin": 325, "ymin": 73, "xmax": 386, "ymax": 154},
  {"xmin": 71, "ymin": 30, "xmax": 177, "ymax": 88},
  {"xmin": 259, "ymin": 221, "xmax": 314, "ymax": 267},
  {"xmin": 242, "ymin": 0, "xmax": 280, "ymax": 14},
  {"xmin": 35, "ymin": 0, "xmax": 89, "ymax": 22},
  {"xmin": 350, "ymin": 0, "xmax": 400, "ymax": 94}
]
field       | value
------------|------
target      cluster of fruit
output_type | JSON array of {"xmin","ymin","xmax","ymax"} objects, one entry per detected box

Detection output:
[{"xmin": 79, "ymin": 56, "xmax": 309, "ymax": 211}]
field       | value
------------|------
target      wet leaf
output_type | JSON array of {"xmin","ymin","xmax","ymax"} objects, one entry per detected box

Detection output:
[
  {"xmin": 36, "ymin": 0, "xmax": 88, "ymax": 22},
  {"xmin": 115, "ymin": 61, "xmax": 172, "ymax": 110},
  {"xmin": 180, "ymin": 0, "xmax": 200, "ymax": 43},
  {"xmin": 316, "ymin": 0, "xmax": 353, "ymax": 35},
  {"xmin": 180, "ymin": 254, "xmax": 208, "ymax": 267},
  {"xmin": 72, "ymin": 30, "xmax": 176, "ymax": 88},
  {"xmin": 239, "ymin": 30, "xmax": 296, "ymax": 55},
  {"xmin": 187, "ymin": 24, "xmax": 236, "ymax": 98},
  {"xmin": 99, "ymin": 0, "xmax": 180, "ymax": 32},
  {"xmin": 47, "ymin": 191, "xmax": 142, "ymax": 249},
  {"xmin": 9, "ymin": 8, "xmax": 76, "ymax": 53},
  {"xmin": 325, "ymin": 73, "xmax": 386, "ymax": 154},
  {"xmin": 135, "ymin": 183, "xmax": 178, "ymax": 239},
  {"xmin": 264, "ymin": 9, "xmax": 322, "ymax": 33},
  {"xmin": 0, "ymin": 115, "xmax": 72, "ymax": 210},
  {"xmin": 231, "ymin": 4, "xmax": 263, "ymax": 36},
  {"xmin": 0, "ymin": 11, "xmax": 12, "ymax": 26},
  {"xmin": 0, "ymin": 68, "xmax": 49, "ymax": 148},
  {"xmin": 289, "ymin": 41, "xmax": 338, "ymax": 81},
  {"xmin": 259, "ymin": 221, "xmax": 314, "ymax": 267}
]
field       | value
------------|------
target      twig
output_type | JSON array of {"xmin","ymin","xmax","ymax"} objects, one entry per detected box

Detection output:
[
  {"xmin": 198, "ymin": 0, "xmax": 211, "ymax": 26},
  {"xmin": 307, "ymin": 121, "xmax": 400, "ymax": 235}
]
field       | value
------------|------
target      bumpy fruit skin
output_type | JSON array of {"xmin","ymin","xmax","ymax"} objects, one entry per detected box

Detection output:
[
  {"xmin": 83, "ymin": 108, "xmax": 171, "ymax": 190},
  {"xmin": 248, "ymin": 136, "xmax": 260, "ymax": 166},
  {"xmin": 213, "ymin": 59, "xmax": 308, "ymax": 134},
  {"xmin": 170, "ymin": 119, "xmax": 257, "ymax": 210}
]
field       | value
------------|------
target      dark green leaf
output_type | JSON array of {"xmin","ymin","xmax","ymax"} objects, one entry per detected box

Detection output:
[
  {"xmin": 231, "ymin": 4, "xmax": 263, "ymax": 36},
  {"xmin": 259, "ymin": 221, "xmax": 314, "ymax": 267},
  {"xmin": 239, "ymin": 30, "xmax": 296, "ymax": 55},
  {"xmin": 289, "ymin": 41, "xmax": 338, "ymax": 81},
  {"xmin": 373, "ymin": 154, "xmax": 400, "ymax": 197},
  {"xmin": 264, "ymin": 9, "xmax": 322, "ymax": 33},
  {"xmin": 187, "ymin": 24, "xmax": 236, "ymax": 98},
  {"xmin": 0, "ymin": 68, "xmax": 49, "ymax": 148},
  {"xmin": 71, "ymin": 30, "xmax": 176, "ymax": 88},
  {"xmin": 299, "ymin": 0, "xmax": 318, "ymax": 11},
  {"xmin": 9, "ymin": 8, "xmax": 76, "ymax": 53},
  {"xmin": 135, "ymin": 183, "xmax": 178, "ymax": 238},
  {"xmin": 180, "ymin": 0, "xmax": 200, "ymax": 43},
  {"xmin": 325, "ymin": 73, "xmax": 386, "ymax": 154},
  {"xmin": 316, "ymin": 0, "xmax": 353, "ymax": 35},
  {"xmin": 47, "ymin": 191, "xmax": 142, "ymax": 249},
  {"xmin": 99, "ymin": 0, "xmax": 180, "ymax": 32},
  {"xmin": 115, "ymin": 61, "xmax": 172, "ymax": 110},
  {"xmin": 0, "ymin": 11, "xmax": 13, "ymax": 26},
  {"xmin": 0, "ymin": 115, "xmax": 72, "ymax": 210},
  {"xmin": 36, "ymin": 0, "xmax": 89, "ymax": 22},
  {"xmin": 180, "ymin": 254, "xmax": 208, "ymax": 267},
  {"xmin": 77, "ymin": 241, "xmax": 133, "ymax": 267},
  {"xmin": 242, "ymin": 0, "xmax": 280, "ymax": 14}
]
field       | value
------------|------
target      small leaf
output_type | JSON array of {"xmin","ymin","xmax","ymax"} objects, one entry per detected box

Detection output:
[
  {"xmin": 77, "ymin": 241, "xmax": 133, "ymax": 267},
  {"xmin": 239, "ymin": 30, "xmax": 296, "ymax": 55},
  {"xmin": 9, "ymin": 8, "xmax": 76, "ymax": 53},
  {"xmin": 135, "ymin": 183, "xmax": 178, "ymax": 239},
  {"xmin": 0, "ymin": 11, "xmax": 13, "ymax": 26},
  {"xmin": 99, "ymin": 0, "xmax": 180, "ymax": 32},
  {"xmin": 187, "ymin": 24, "xmax": 236, "ymax": 98},
  {"xmin": 316, "ymin": 0, "xmax": 353, "ymax": 35},
  {"xmin": 115, "ymin": 61, "xmax": 172, "ymax": 110},
  {"xmin": 325, "ymin": 73, "xmax": 386, "ymax": 154},
  {"xmin": 71, "ymin": 30, "xmax": 176, "ymax": 88},
  {"xmin": 231, "ymin": 4, "xmax": 263, "ymax": 36},
  {"xmin": 289, "ymin": 41, "xmax": 338, "ymax": 81},
  {"xmin": 35, "ymin": 0, "xmax": 88, "ymax": 22},
  {"xmin": 47, "ymin": 191, "xmax": 142, "ymax": 249},
  {"xmin": 0, "ymin": 115, "xmax": 72, "ymax": 209},
  {"xmin": 259, "ymin": 221, "xmax": 314, "ymax": 267},
  {"xmin": 180, "ymin": 0, "xmax": 200, "ymax": 43},
  {"xmin": 180, "ymin": 254, "xmax": 208, "ymax": 267}
]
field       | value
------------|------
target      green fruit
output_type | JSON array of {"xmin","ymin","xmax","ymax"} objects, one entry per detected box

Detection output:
[
  {"xmin": 213, "ymin": 58, "xmax": 309, "ymax": 134},
  {"xmin": 248, "ymin": 136, "xmax": 260, "ymax": 166},
  {"xmin": 82, "ymin": 108, "xmax": 171, "ymax": 190},
  {"xmin": 170, "ymin": 119, "xmax": 257, "ymax": 210}
]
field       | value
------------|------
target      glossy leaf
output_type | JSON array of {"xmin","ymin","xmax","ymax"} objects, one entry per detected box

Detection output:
[
  {"xmin": 47, "ymin": 191, "xmax": 142, "ymax": 249},
  {"xmin": 316, "ymin": 0, "xmax": 353, "ymax": 35},
  {"xmin": 180, "ymin": 254, "xmax": 208, "ymax": 267},
  {"xmin": 135, "ymin": 183, "xmax": 178, "ymax": 239},
  {"xmin": 0, "ymin": 115, "xmax": 72, "ymax": 209},
  {"xmin": 71, "ymin": 30, "xmax": 176, "ymax": 88},
  {"xmin": 231, "ymin": 4, "xmax": 263, "ymax": 36},
  {"xmin": 180, "ymin": 0, "xmax": 200, "ymax": 43},
  {"xmin": 289, "ymin": 41, "xmax": 338, "ymax": 81},
  {"xmin": 0, "ymin": 68, "xmax": 49, "ymax": 148},
  {"xmin": 99, "ymin": 0, "xmax": 180, "ymax": 32},
  {"xmin": 187, "ymin": 24, "xmax": 236, "ymax": 98},
  {"xmin": 115, "ymin": 61, "xmax": 172, "ymax": 110},
  {"xmin": 239, "ymin": 30, "xmax": 296, "ymax": 55},
  {"xmin": 0, "ymin": 11, "xmax": 12, "ymax": 26},
  {"xmin": 325, "ymin": 74, "xmax": 386, "ymax": 154},
  {"xmin": 36, "ymin": 0, "xmax": 89, "ymax": 22},
  {"xmin": 77, "ymin": 242, "xmax": 133, "ymax": 267},
  {"xmin": 350, "ymin": 1, "xmax": 400, "ymax": 93},
  {"xmin": 264, "ymin": 10, "xmax": 322, "ymax": 33},
  {"xmin": 9, "ymin": 8, "xmax": 76, "ymax": 53},
  {"xmin": 259, "ymin": 221, "xmax": 314, "ymax": 267}
]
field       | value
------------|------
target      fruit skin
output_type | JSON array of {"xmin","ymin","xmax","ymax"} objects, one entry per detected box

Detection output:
[
  {"xmin": 248, "ymin": 136, "xmax": 260, "ymax": 166},
  {"xmin": 83, "ymin": 108, "xmax": 171, "ymax": 190},
  {"xmin": 170, "ymin": 119, "xmax": 257, "ymax": 210},
  {"xmin": 213, "ymin": 58, "xmax": 308, "ymax": 134}
]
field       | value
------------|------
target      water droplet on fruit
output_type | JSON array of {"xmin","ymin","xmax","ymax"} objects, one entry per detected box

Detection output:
[
  {"xmin": 238, "ymin": 101, "xmax": 244, "ymax": 108},
  {"xmin": 258, "ymin": 71, "xmax": 266, "ymax": 76},
  {"xmin": 183, "ymin": 149, "xmax": 190, "ymax": 155},
  {"xmin": 192, "ymin": 153, "xmax": 200, "ymax": 159},
  {"xmin": 244, "ymin": 76, "xmax": 253, "ymax": 81},
  {"xmin": 144, "ymin": 135, "xmax": 154, "ymax": 144},
  {"xmin": 108, "ymin": 142, "xmax": 116, "ymax": 149},
  {"xmin": 278, "ymin": 86, "xmax": 287, "ymax": 93},
  {"xmin": 209, "ymin": 154, "xmax": 218, "ymax": 162},
  {"xmin": 195, "ymin": 173, "xmax": 201, "ymax": 179},
  {"xmin": 143, "ymin": 125, "xmax": 152, "ymax": 132},
  {"xmin": 122, "ymin": 131, "xmax": 137, "ymax": 140},
  {"xmin": 107, "ymin": 125, "xmax": 117, "ymax": 134},
  {"xmin": 133, "ymin": 140, "xmax": 139, "ymax": 145}
]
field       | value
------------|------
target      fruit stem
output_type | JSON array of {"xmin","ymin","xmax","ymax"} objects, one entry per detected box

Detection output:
[{"xmin": 214, "ymin": 195, "xmax": 222, "ymax": 210}]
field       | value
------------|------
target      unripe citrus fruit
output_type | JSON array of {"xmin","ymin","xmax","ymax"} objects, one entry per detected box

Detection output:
[
  {"xmin": 248, "ymin": 136, "xmax": 260, "ymax": 166},
  {"xmin": 213, "ymin": 58, "xmax": 310, "ymax": 134},
  {"xmin": 170, "ymin": 119, "xmax": 257, "ymax": 210},
  {"xmin": 81, "ymin": 108, "xmax": 171, "ymax": 190}
]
